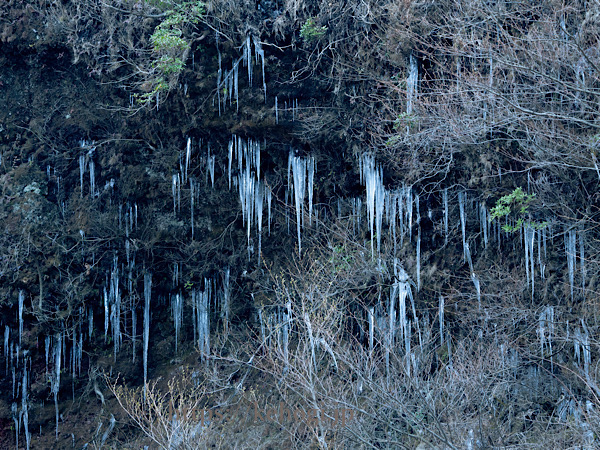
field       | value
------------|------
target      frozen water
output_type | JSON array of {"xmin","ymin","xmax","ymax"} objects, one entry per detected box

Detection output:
[
  {"xmin": 289, "ymin": 152, "xmax": 315, "ymax": 255},
  {"xmin": 407, "ymin": 53, "xmax": 418, "ymax": 116},
  {"xmin": 143, "ymin": 273, "xmax": 152, "ymax": 398}
]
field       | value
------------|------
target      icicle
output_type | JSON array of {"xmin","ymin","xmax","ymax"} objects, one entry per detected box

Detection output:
[
  {"xmin": 228, "ymin": 139, "xmax": 233, "ymax": 189},
  {"xmin": 246, "ymin": 35, "xmax": 252, "ymax": 87},
  {"xmin": 266, "ymin": 186, "xmax": 272, "ymax": 235},
  {"xmin": 196, "ymin": 288, "xmax": 210, "ymax": 360},
  {"xmin": 416, "ymin": 228, "xmax": 421, "ymax": 291},
  {"xmin": 103, "ymin": 287, "xmax": 109, "ymax": 342},
  {"xmin": 172, "ymin": 174, "xmax": 181, "ymax": 213},
  {"xmin": 185, "ymin": 137, "xmax": 191, "ymax": 183},
  {"xmin": 253, "ymin": 35, "xmax": 267, "ymax": 102},
  {"xmin": 4, "ymin": 326, "xmax": 9, "ymax": 371},
  {"xmin": 471, "ymin": 272, "xmax": 481, "ymax": 311},
  {"xmin": 275, "ymin": 96, "xmax": 279, "ymax": 124},
  {"xmin": 538, "ymin": 306, "xmax": 554, "ymax": 369},
  {"xmin": 566, "ymin": 229, "xmax": 576, "ymax": 299},
  {"xmin": 480, "ymin": 203, "xmax": 488, "ymax": 248},
  {"xmin": 110, "ymin": 257, "xmax": 121, "ymax": 359},
  {"xmin": 234, "ymin": 62, "xmax": 239, "ymax": 112},
  {"xmin": 190, "ymin": 178, "xmax": 194, "ymax": 239},
  {"xmin": 18, "ymin": 291, "xmax": 24, "ymax": 347},
  {"xmin": 464, "ymin": 242, "xmax": 474, "ymax": 274},
  {"xmin": 12, "ymin": 402, "xmax": 18, "ymax": 450},
  {"xmin": 439, "ymin": 296, "xmax": 444, "ymax": 345},
  {"xmin": 375, "ymin": 174, "xmax": 385, "ymax": 253},
  {"xmin": 529, "ymin": 227, "xmax": 535, "ymax": 299},
  {"xmin": 580, "ymin": 230, "xmax": 585, "ymax": 295},
  {"xmin": 387, "ymin": 281, "xmax": 396, "ymax": 381},
  {"xmin": 171, "ymin": 293, "xmax": 183, "ymax": 353},
  {"xmin": 289, "ymin": 152, "xmax": 315, "ymax": 255},
  {"xmin": 443, "ymin": 188, "xmax": 449, "ymax": 244},
  {"xmin": 143, "ymin": 273, "xmax": 152, "ymax": 399},
  {"xmin": 256, "ymin": 183, "xmax": 264, "ymax": 263},
  {"xmin": 459, "ymin": 192, "xmax": 467, "ymax": 262},
  {"xmin": 368, "ymin": 306, "xmax": 374, "ymax": 355},
  {"xmin": 222, "ymin": 268, "xmax": 230, "ymax": 335},
  {"xmin": 53, "ymin": 334, "xmax": 61, "ymax": 440},
  {"xmin": 131, "ymin": 303, "xmax": 136, "ymax": 364},
  {"xmin": 89, "ymin": 159, "xmax": 95, "ymax": 198},
  {"xmin": 254, "ymin": 139, "xmax": 260, "ymax": 186},
  {"xmin": 406, "ymin": 53, "xmax": 418, "ymax": 116},
  {"xmin": 79, "ymin": 154, "xmax": 85, "ymax": 197},
  {"xmin": 406, "ymin": 186, "xmax": 413, "ymax": 241},
  {"xmin": 308, "ymin": 157, "xmax": 315, "ymax": 225},
  {"xmin": 283, "ymin": 302, "xmax": 291, "ymax": 367},
  {"xmin": 524, "ymin": 226, "xmax": 535, "ymax": 298},
  {"xmin": 360, "ymin": 154, "xmax": 386, "ymax": 255},
  {"xmin": 22, "ymin": 360, "xmax": 30, "ymax": 450},
  {"xmin": 216, "ymin": 51, "xmax": 222, "ymax": 116},
  {"xmin": 206, "ymin": 143, "xmax": 215, "ymax": 188}
]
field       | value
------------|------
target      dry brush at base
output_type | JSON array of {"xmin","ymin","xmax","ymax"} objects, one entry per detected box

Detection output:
[{"xmin": 108, "ymin": 215, "xmax": 600, "ymax": 448}]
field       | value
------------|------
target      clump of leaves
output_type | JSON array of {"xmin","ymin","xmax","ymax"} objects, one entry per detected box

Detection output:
[
  {"xmin": 328, "ymin": 244, "xmax": 354, "ymax": 274},
  {"xmin": 136, "ymin": 1, "xmax": 204, "ymax": 107},
  {"xmin": 490, "ymin": 187, "xmax": 547, "ymax": 232},
  {"xmin": 393, "ymin": 112, "xmax": 417, "ymax": 130},
  {"xmin": 300, "ymin": 18, "xmax": 327, "ymax": 43}
]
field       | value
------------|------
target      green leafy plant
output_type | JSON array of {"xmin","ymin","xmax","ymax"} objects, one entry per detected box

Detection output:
[
  {"xmin": 137, "ymin": 1, "xmax": 204, "ymax": 106},
  {"xmin": 490, "ymin": 187, "xmax": 547, "ymax": 232},
  {"xmin": 328, "ymin": 245, "xmax": 354, "ymax": 273},
  {"xmin": 300, "ymin": 18, "xmax": 327, "ymax": 43},
  {"xmin": 393, "ymin": 112, "xmax": 417, "ymax": 130}
]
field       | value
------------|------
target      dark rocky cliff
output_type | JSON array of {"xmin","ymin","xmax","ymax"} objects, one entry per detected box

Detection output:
[{"xmin": 1, "ymin": 1, "xmax": 600, "ymax": 448}]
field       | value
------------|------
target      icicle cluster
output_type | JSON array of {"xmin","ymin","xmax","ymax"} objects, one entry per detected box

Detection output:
[
  {"xmin": 78, "ymin": 140, "xmax": 97, "ymax": 198},
  {"xmin": 258, "ymin": 303, "xmax": 292, "ymax": 367},
  {"xmin": 192, "ymin": 286, "xmax": 210, "ymax": 360},
  {"xmin": 406, "ymin": 53, "xmax": 418, "ymax": 116},
  {"xmin": 216, "ymin": 33, "xmax": 266, "ymax": 114},
  {"xmin": 359, "ymin": 154, "xmax": 385, "ymax": 255},
  {"xmin": 230, "ymin": 136, "xmax": 273, "ymax": 261},
  {"xmin": 288, "ymin": 151, "xmax": 316, "ymax": 255},
  {"xmin": 538, "ymin": 306, "xmax": 554, "ymax": 367}
]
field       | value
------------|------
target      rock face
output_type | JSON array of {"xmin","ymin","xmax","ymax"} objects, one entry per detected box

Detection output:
[{"xmin": 1, "ymin": 1, "xmax": 600, "ymax": 448}]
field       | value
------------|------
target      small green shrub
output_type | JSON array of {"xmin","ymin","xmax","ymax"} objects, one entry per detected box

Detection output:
[
  {"xmin": 300, "ymin": 18, "xmax": 327, "ymax": 43},
  {"xmin": 393, "ymin": 112, "xmax": 417, "ymax": 130},
  {"xmin": 137, "ymin": 1, "xmax": 204, "ymax": 106},
  {"xmin": 490, "ymin": 187, "xmax": 547, "ymax": 232}
]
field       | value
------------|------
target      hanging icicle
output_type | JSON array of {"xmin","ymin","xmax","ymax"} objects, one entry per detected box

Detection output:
[
  {"xmin": 443, "ymin": 188, "xmax": 449, "ymax": 245},
  {"xmin": 194, "ymin": 287, "xmax": 210, "ymax": 360},
  {"xmin": 18, "ymin": 291, "xmax": 24, "ymax": 348},
  {"xmin": 416, "ymin": 228, "xmax": 421, "ymax": 291},
  {"xmin": 459, "ymin": 191, "xmax": 467, "ymax": 262},
  {"xmin": 579, "ymin": 229, "xmax": 585, "ymax": 295},
  {"xmin": 406, "ymin": 52, "xmax": 418, "ymax": 116},
  {"xmin": 439, "ymin": 296, "xmax": 444, "ymax": 345},
  {"xmin": 143, "ymin": 273, "xmax": 152, "ymax": 399},
  {"xmin": 360, "ymin": 154, "xmax": 385, "ymax": 256},
  {"xmin": 524, "ymin": 226, "xmax": 535, "ymax": 299},
  {"xmin": 566, "ymin": 228, "xmax": 576, "ymax": 300},
  {"xmin": 289, "ymin": 151, "xmax": 316, "ymax": 255},
  {"xmin": 171, "ymin": 293, "xmax": 183, "ymax": 353},
  {"xmin": 538, "ymin": 306, "xmax": 554, "ymax": 369},
  {"xmin": 172, "ymin": 174, "xmax": 181, "ymax": 213}
]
